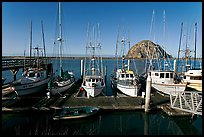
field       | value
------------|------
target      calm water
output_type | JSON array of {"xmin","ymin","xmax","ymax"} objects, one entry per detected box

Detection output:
[{"xmin": 2, "ymin": 59, "xmax": 202, "ymax": 135}]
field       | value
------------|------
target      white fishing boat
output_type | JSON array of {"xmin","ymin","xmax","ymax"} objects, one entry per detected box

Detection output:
[
  {"xmin": 149, "ymin": 70, "xmax": 186, "ymax": 96},
  {"xmin": 48, "ymin": 2, "xmax": 75, "ymax": 96},
  {"xmin": 12, "ymin": 67, "xmax": 50, "ymax": 96},
  {"xmin": 144, "ymin": 11, "xmax": 186, "ymax": 96},
  {"xmin": 178, "ymin": 23, "xmax": 202, "ymax": 91},
  {"xmin": 80, "ymin": 23, "xmax": 105, "ymax": 98},
  {"xmin": 182, "ymin": 69, "xmax": 202, "ymax": 84},
  {"xmin": 111, "ymin": 36, "xmax": 141, "ymax": 97},
  {"xmin": 12, "ymin": 21, "xmax": 50, "ymax": 96}
]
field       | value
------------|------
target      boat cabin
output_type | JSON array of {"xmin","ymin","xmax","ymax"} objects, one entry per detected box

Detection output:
[
  {"xmin": 83, "ymin": 76, "xmax": 104, "ymax": 87},
  {"xmin": 182, "ymin": 69, "xmax": 202, "ymax": 84},
  {"xmin": 150, "ymin": 70, "xmax": 174, "ymax": 84},
  {"xmin": 116, "ymin": 69, "xmax": 135, "ymax": 80}
]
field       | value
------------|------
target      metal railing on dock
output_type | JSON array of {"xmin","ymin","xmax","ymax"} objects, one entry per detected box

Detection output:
[{"xmin": 170, "ymin": 91, "xmax": 202, "ymax": 116}]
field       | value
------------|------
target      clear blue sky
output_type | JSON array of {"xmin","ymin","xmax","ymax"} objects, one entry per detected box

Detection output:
[{"xmin": 2, "ymin": 2, "xmax": 202, "ymax": 58}]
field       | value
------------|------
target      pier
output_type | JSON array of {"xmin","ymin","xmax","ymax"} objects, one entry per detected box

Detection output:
[
  {"xmin": 2, "ymin": 81, "xmax": 196, "ymax": 117},
  {"xmin": 2, "ymin": 58, "xmax": 50, "ymax": 81},
  {"xmin": 2, "ymin": 80, "xmax": 202, "ymax": 116}
]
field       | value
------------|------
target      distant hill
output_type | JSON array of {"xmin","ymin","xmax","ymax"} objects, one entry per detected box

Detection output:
[{"xmin": 126, "ymin": 40, "xmax": 173, "ymax": 59}]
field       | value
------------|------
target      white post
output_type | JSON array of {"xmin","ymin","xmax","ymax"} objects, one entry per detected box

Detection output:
[
  {"xmin": 174, "ymin": 59, "xmax": 177, "ymax": 73},
  {"xmin": 87, "ymin": 92, "xmax": 90, "ymax": 99},
  {"xmin": 81, "ymin": 59, "xmax": 84, "ymax": 78},
  {"xmin": 127, "ymin": 59, "xmax": 130, "ymax": 71},
  {"xmin": 145, "ymin": 72, "xmax": 152, "ymax": 112},
  {"xmin": 46, "ymin": 92, "xmax": 50, "ymax": 98}
]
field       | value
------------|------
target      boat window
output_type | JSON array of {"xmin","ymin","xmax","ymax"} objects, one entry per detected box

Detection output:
[
  {"xmin": 28, "ymin": 72, "xmax": 35, "ymax": 77},
  {"xmin": 155, "ymin": 73, "xmax": 159, "ymax": 76},
  {"xmin": 121, "ymin": 74, "xmax": 125, "ymax": 78},
  {"xmin": 126, "ymin": 74, "xmax": 129, "ymax": 78},
  {"xmin": 130, "ymin": 74, "xmax": 133, "ymax": 78},
  {"xmin": 170, "ymin": 73, "xmax": 173, "ymax": 78},
  {"xmin": 160, "ymin": 73, "xmax": 164, "ymax": 78},
  {"xmin": 96, "ymin": 79, "xmax": 98, "ymax": 82},
  {"xmin": 92, "ymin": 79, "xmax": 95, "ymax": 82},
  {"xmin": 86, "ymin": 79, "xmax": 91, "ymax": 82},
  {"xmin": 166, "ymin": 73, "xmax": 169, "ymax": 78},
  {"xmin": 37, "ymin": 73, "xmax": 40, "ymax": 77},
  {"xmin": 191, "ymin": 76, "xmax": 202, "ymax": 80},
  {"xmin": 184, "ymin": 76, "xmax": 186, "ymax": 79}
]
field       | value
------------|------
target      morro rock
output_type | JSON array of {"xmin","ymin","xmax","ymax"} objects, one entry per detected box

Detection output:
[{"xmin": 126, "ymin": 40, "xmax": 172, "ymax": 59}]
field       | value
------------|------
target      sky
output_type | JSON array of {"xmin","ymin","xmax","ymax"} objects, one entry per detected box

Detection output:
[{"xmin": 2, "ymin": 2, "xmax": 202, "ymax": 58}]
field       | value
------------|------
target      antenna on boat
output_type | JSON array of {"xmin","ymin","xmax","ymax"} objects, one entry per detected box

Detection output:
[{"xmin": 193, "ymin": 22, "xmax": 197, "ymax": 69}]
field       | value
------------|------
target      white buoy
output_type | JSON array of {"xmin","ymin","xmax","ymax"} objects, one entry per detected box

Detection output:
[
  {"xmin": 145, "ymin": 72, "xmax": 152, "ymax": 112},
  {"xmin": 80, "ymin": 60, "xmax": 84, "ymax": 78}
]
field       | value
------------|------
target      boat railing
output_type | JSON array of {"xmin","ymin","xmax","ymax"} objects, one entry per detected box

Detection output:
[{"xmin": 170, "ymin": 91, "xmax": 202, "ymax": 116}]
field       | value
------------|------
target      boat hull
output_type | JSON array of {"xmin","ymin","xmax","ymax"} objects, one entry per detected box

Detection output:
[
  {"xmin": 152, "ymin": 83, "xmax": 186, "ymax": 96},
  {"xmin": 111, "ymin": 79, "xmax": 141, "ymax": 97},
  {"xmin": 52, "ymin": 106, "xmax": 100, "ymax": 120},
  {"xmin": 49, "ymin": 80, "xmax": 75, "ymax": 95},
  {"xmin": 82, "ymin": 86, "xmax": 104, "ymax": 97},
  {"xmin": 13, "ymin": 78, "xmax": 50, "ymax": 96}
]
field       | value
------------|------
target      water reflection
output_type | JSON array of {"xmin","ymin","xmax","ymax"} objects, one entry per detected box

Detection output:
[{"xmin": 2, "ymin": 110, "xmax": 202, "ymax": 135}]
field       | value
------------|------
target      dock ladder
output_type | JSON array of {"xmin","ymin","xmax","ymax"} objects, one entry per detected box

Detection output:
[{"xmin": 170, "ymin": 91, "xmax": 202, "ymax": 116}]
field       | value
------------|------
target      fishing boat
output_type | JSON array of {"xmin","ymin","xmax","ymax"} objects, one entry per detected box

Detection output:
[
  {"xmin": 11, "ymin": 22, "xmax": 50, "ymax": 96},
  {"xmin": 111, "ymin": 35, "xmax": 141, "ymax": 97},
  {"xmin": 80, "ymin": 24, "xmax": 105, "ymax": 98},
  {"xmin": 149, "ymin": 70, "xmax": 187, "ymax": 96},
  {"xmin": 52, "ymin": 106, "xmax": 100, "ymax": 120},
  {"xmin": 178, "ymin": 23, "xmax": 202, "ymax": 91},
  {"xmin": 143, "ymin": 11, "xmax": 186, "ymax": 96},
  {"xmin": 48, "ymin": 2, "xmax": 75, "ymax": 96}
]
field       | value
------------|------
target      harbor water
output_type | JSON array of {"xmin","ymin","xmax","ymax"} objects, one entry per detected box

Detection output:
[{"xmin": 2, "ymin": 59, "xmax": 202, "ymax": 135}]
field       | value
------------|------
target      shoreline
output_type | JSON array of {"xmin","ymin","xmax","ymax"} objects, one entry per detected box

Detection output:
[{"xmin": 2, "ymin": 56, "xmax": 202, "ymax": 60}]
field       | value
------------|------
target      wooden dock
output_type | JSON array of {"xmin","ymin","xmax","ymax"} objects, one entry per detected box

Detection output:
[{"xmin": 1, "ymin": 82, "xmax": 193, "ymax": 116}]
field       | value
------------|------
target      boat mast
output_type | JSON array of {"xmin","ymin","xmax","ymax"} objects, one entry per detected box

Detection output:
[
  {"xmin": 115, "ymin": 27, "xmax": 119, "ymax": 72},
  {"xmin": 41, "ymin": 20, "xmax": 46, "ymax": 58},
  {"xmin": 58, "ymin": 2, "xmax": 63, "ymax": 77},
  {"xmin": 30, "ymin": 20, "xmax": 32, "ymax": 66},
  {"xmin": 163, "ymin": 10, "xmax": 166, "ymax": 70},
  {"xmin": 91, "ymin": 26, "xmax": 95, "ymax": 76},
  {"xmin": 194, "ymin": 22, "xmax": 197, "ymax": 69},
  {"xmin": 176, "ymin": 22, "xmax": 183, "ymax": 75},
  {"xmin": 121, "ymin": 36, "xmax": 125, "ymax": 72},
  {"xmin": 98, "ymin": 23, "xmax": 103, "ymax": 77},
  {"xmin": 83, "ymin": 23, "xmax": 89, "ymax": 81},
  {"xmin": 185, "ymin": 28, "xmax": 190, "ymax": 72}
]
